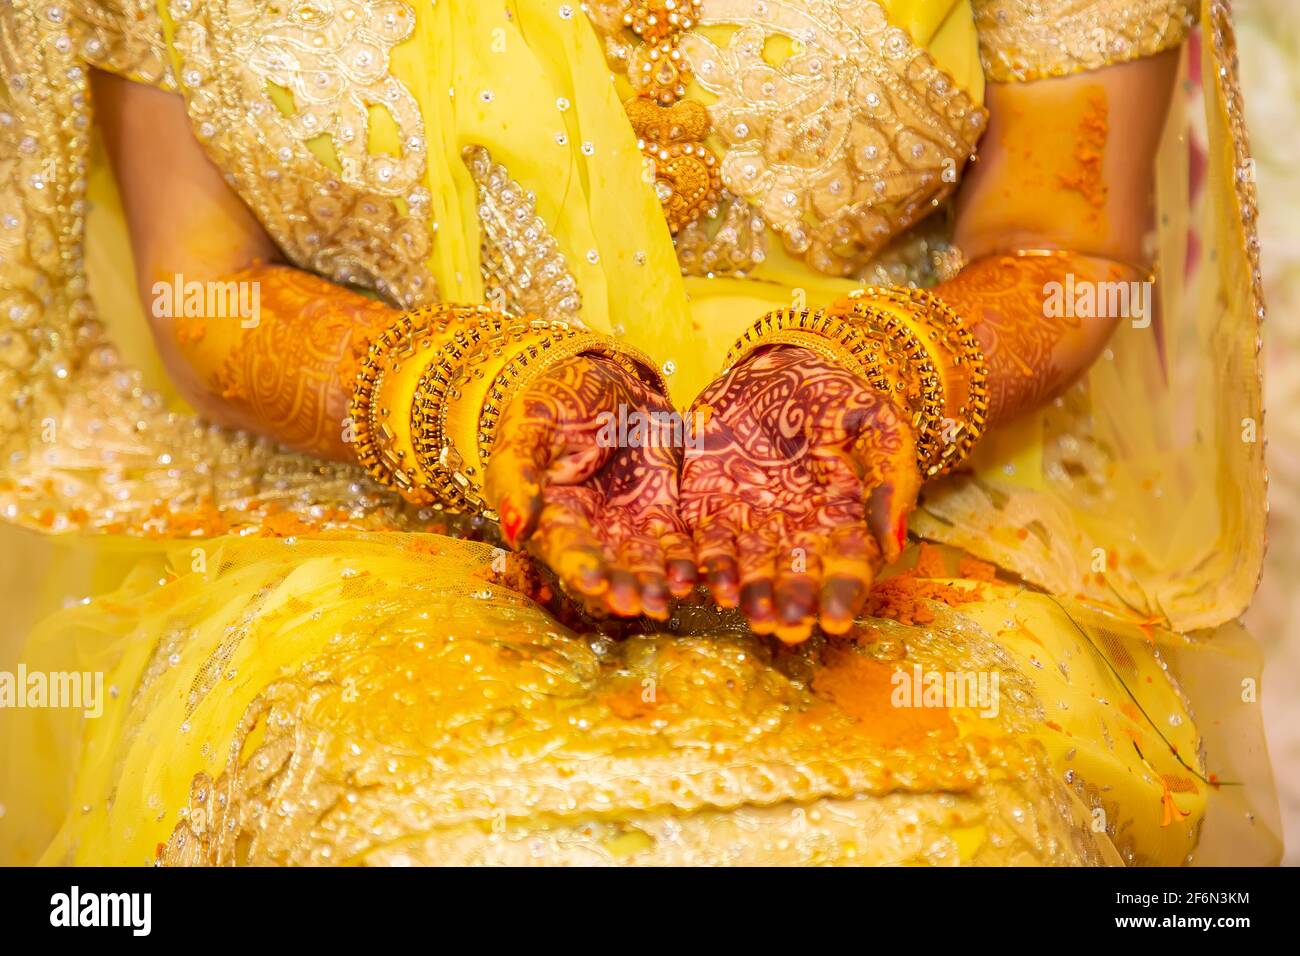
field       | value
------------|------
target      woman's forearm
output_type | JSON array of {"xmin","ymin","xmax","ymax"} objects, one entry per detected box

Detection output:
[
  {"xmin": 161, "ymin": 262, "xmax": 400, "ymax": 460},
  {"xmin": 934, "ymin": 51, "xmax": 1177, "ymax": 432},
  {"xmin": 935, "ymin": 251, "xmax": 1142, "ymax": 428},
  {"xmin": 90, "ymin": 71, "xmax": 399, "ymax": 461}
]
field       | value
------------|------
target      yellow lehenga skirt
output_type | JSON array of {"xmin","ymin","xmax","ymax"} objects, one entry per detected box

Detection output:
[
  {"xmin": 0, "ymin": 529, "xmax": 1278, "ymax": 866},
  {"xmin": 0, "ymin": 0, "xmax": 1282, "ymax": 864}
]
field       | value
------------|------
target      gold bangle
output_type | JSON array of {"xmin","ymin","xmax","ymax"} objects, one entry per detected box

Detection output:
[
  {"xmin": 723, "ymin": 308, "xmax": 875, "ymax": 382},
  {"xmin": 724, "ymin": 293, "xmax": 989, "ymax": 477},
  {"xmin": 838, "ymin": 287, "xmax": 989, "ymax": 475},
  {"xmin": 354, "ymin": 304, "xmax": 670, "ymax": 515},
  {"xmin": 351, "ymin": 304, "xmax": 539, "ymax": 507},
  {"xmin": 723, "ymin": 306, "xmax": 948, "ymax": 473},
  {"xmin": 411, "ymin": 320, "xmax": 598, "ymax": 515},
  {"xmin": 350, "ymin": 308, "xmax": 463, "ymax": 504},
  {"xmin": 408, "ymin": 320, "xmax": 667, "ymax": 517}
]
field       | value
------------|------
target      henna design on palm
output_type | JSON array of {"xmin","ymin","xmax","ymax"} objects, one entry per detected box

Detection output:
[
  {"xmin": 680, "ymin": 346, "xmax": 921, "ymax": 643},
  {"xmin": 484, "ymin": 354, "xmax": 696, "ymax": 620}
]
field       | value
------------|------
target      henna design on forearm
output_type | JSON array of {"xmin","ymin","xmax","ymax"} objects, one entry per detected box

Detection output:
[
  {"xmin": 936, "ymin": 252, "xmax": 1142, "ymax": 427},
  {"xmin": 169, "ymin": 262, "xmax": 400, "ymax": 460}
]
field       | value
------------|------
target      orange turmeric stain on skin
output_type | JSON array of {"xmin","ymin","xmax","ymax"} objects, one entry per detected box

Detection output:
[{"xmin": 1057, "ymin": 90, "xmax": 1109, "ymax": 221}]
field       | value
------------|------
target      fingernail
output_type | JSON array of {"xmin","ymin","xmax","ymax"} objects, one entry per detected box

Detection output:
[
  {"xmin": 577, "ymin": 566, "xmax": 604, "ymax": 594},
  {"xmin": 499, "ymin": 500, "xmax": 524, "ymax": 547},
  {"xmin": 667, "ymin": 559, "xmax": 697, "ymax": 593},
  {"xmin": 774, "ymin": 622, "xmax": 813, "ymax": 645},
  {"xmin": 819, "ymin": 615, "xmax": 854, "ymax": 636}
]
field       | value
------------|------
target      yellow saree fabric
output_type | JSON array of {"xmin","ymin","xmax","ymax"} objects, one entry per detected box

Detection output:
[
  {"xmin": 0, "ymin": 0, "xmax": 1280, "ymax": 865},
  {"xmin": 16, "ymin": 535, "xmax": 1210, "ymax": 865}
]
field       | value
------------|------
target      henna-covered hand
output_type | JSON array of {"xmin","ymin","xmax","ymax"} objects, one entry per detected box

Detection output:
[
  {"xmin": 483, "ymin": 355, "xmax": 696, "ymax": 620},
  {"xmin": 680, "ymin": 346, "xmax": 922, "ymax": 643}
]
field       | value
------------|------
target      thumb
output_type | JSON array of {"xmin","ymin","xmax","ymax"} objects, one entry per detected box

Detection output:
[
  {"xmin": 864, "ymin": 478, "xmax": 918, "ymax": 566},
  {"xmin": 483, "ymin": 419, "xmax": 555, "ymax": 549},
  {"xmin": 852, "ymin": 404, "xmax": 922, "ymax": 565}
]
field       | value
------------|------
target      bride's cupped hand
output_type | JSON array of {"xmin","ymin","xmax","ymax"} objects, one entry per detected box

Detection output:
[
  {"xmin": 484, "ymin": 354, "xmax": 696, "ymax": 620},
  {"xmin": 680, "ymin": 346, "xmax": 922, "ymax": 643}
]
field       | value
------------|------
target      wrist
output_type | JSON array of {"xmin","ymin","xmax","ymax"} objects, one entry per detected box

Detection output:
[{"xmin": 832, "ymin": 287, "xmax": 988, "ymax": 475}]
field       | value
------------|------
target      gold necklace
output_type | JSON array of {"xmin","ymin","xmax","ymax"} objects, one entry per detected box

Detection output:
[{"xmin": 619, "ymin": 1, "xmax": 721, "ymax": 235}]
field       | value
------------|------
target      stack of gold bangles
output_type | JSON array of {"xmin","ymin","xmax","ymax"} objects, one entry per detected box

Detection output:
[
  {"xmin": 353, "ymin": 287, "xmax": 986, "ymax": 519},
  {"xmin": 723, "ymin": 287, "xmax": 989, "ymax": 477},
  {"xmin": 349, "ymin": 305, "xmax": 663, "ymax": 517}
]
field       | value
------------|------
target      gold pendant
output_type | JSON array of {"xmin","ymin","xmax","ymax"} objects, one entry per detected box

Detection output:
[{"xmin": 625, "ymin": 97, "xmax": 721, "ymax": 235}]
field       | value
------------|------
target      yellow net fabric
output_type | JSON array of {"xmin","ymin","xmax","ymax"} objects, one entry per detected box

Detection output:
[{"xmin": 5, "ymin": 533, "xmax": 1257, "ymax": 865}]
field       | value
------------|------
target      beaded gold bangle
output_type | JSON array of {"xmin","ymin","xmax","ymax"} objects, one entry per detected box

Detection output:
[
  {"xmin": 349, "ymin": 307, "xmax": 470, "ymax": 505},
  {"xmin": 404, "ymin": 313, "xmax": 667, "ymax": 517},
  {"xmin": 407, "ymin": 315, "xmax": 535, "ymax": 513},
  {"xmin": 350, "ymin": 305, "xmax": 556, "ymax": 507},
  {"xmin": 725, "ymin": 308, "xmax": 863, "ymax": 377},
  {"xmin": 354, "ymin": 304, "xmax": 671, "ymax": 515},
  {"xmin": 411, "ymin": 322, "xmax": 609, "ymax": 516},
  {"xmin": 838, "ymin": 287, "xmax": 989, "ymax": 475}
]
